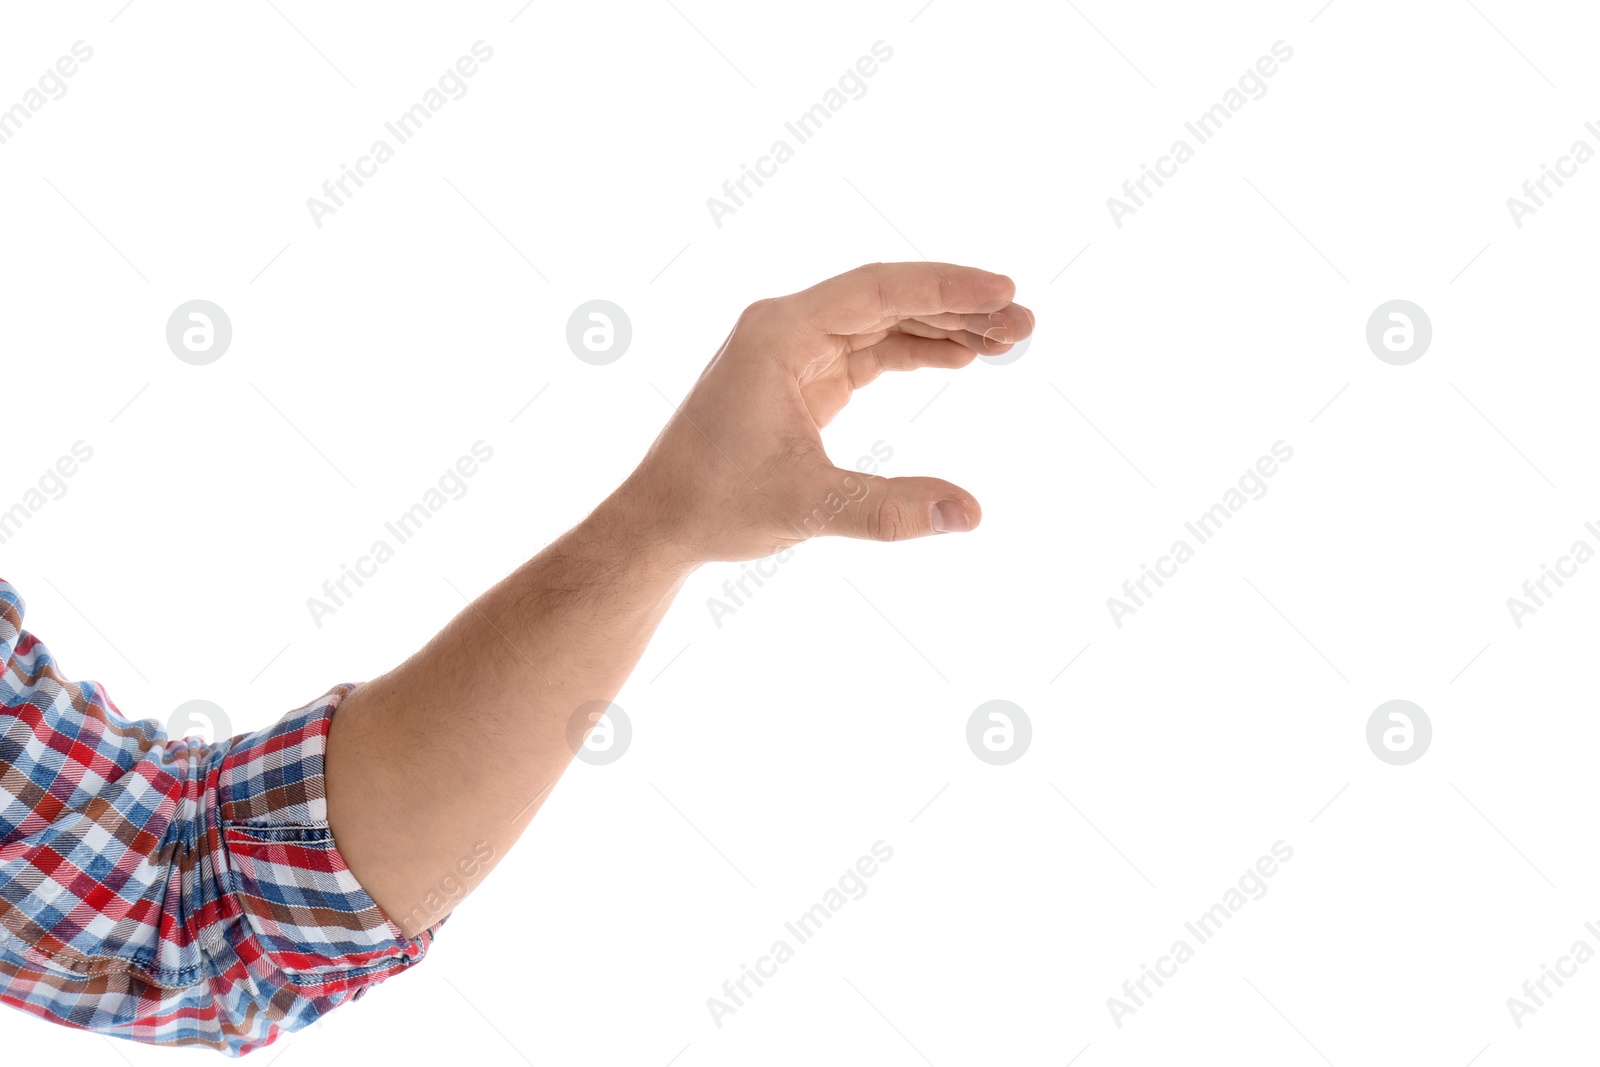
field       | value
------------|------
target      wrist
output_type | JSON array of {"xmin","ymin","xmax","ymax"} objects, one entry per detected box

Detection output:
[{"xmin": 580, "ymin": 478, "xmax": 702, "ymax": 584}]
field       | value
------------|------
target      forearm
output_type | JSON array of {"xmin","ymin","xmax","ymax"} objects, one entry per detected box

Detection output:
[
  {"xmin": 325, "ymin": 479, "xmax": 696, "ymax": 934},
  {"xmin": 323, "ymin": 263, "xmax": 1028, "ymax": 939}
]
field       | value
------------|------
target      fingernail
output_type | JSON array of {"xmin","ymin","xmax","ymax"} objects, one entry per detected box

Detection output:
[{"xmin": 931, "ymin": 500, "xmax": 971, "ymax": 534}]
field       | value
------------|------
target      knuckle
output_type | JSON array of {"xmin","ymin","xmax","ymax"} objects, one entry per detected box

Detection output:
[
  {"xmin": 870, "ymin": 500, "xmax": 921, "ymax": 542},
  {"xmin": 734, "ymin": 298, "xmax": 788, "ymax": 339},
  {"xmin": 738, "ymin": 297, "xmax": 777, "ymax": 324}
]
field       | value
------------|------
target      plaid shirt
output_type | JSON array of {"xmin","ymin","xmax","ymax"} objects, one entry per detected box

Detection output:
[{"xmin": 0, "ymin": 579, "xmax": 439, "ymax": 1055}]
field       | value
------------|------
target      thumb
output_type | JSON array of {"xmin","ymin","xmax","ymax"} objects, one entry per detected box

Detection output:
[{"xmin": 804, "ymin": 468, "xmax": 982, "ymax": 542}]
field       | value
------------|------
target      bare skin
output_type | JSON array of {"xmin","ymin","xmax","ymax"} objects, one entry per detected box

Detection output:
[{"xmin": 325, "ymin": 262, "xmax": 1036, "ymax": 934}]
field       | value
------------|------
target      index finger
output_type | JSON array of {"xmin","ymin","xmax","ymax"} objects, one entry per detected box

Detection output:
[{"xmin": 787, "ymin": 262, "xmax": 1017, "ymax": 336}]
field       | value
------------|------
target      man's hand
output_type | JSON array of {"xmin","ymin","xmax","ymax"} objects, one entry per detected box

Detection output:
[
  {"xmin": 619, "ymin": 262, "xmax": 1034, "ymax": 562},
  {"xmin": 327, "ymin": 262, "xmax": 1032, "ymax": 936}
]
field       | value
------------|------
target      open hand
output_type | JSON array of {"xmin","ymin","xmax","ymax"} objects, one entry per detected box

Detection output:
[{"xmin": 621, "ymin": 262, "xmax": 1035, "ymax": 563}]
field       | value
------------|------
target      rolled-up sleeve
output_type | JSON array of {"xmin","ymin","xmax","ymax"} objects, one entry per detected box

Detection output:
[{"xmin": 0, "ymin": 579, "xmax": 440, "ymax": 1055}]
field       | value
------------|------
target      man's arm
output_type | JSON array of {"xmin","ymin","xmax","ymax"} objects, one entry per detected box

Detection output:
[
  {"xmin": 326, "ymin": 490, "xmax": 692, "ymax": 934},
  {"xmin": 326, "ymin": 261, "xmax": 1035, "ymax": 933}
]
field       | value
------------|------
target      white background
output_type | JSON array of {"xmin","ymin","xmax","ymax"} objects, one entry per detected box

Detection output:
[{"xmin": 3, "ymin": 1, "xmax": 1599, "ymax": 1064}]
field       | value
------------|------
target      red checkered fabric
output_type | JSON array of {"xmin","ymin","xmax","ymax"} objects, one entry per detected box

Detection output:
[{"xmin": 0, "ymin": 579, "xmax": 442, "ymax": 1054}]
